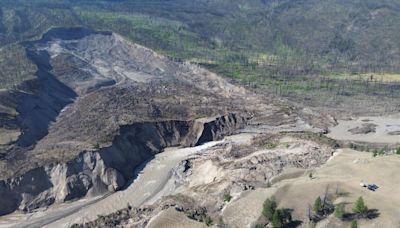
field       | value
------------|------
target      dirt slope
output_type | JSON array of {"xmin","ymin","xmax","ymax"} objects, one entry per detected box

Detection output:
[
  {"xmin": 0, "ymin": 27, "xmax": 250, "ymax": 216},
  {"xmin": 0, "ymin": 27, "xmax": 334, "ymax": 221}
]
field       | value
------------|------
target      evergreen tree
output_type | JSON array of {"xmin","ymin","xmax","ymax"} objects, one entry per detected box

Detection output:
[
  {"xmin": 281, "ymin": 209, "xmax": 292, "ymax": 224},
  {"xmin": 313, "ymin": 197, "xmax": 322, "ymax": 214},
  {"xmin": 272, "ymin": 209, "xmax": 284, "ymax": 228},
  {"xmin": 271, "ymin": 208, "xmax": 292, "ymax": 228},
  {"xmin": 262, "ymin": 197, "xmax": 277, "ymax": 220},
  {"xmin": 334, "ymin": 203, "xmax": 345, "ymax": 219},
  {"xmin": 350, "ymin": 220, "xmax": 358, "ymax": 228},
  {"xmin": 353, "ymin": 197, "xmax": 368, "ymax": 216}
]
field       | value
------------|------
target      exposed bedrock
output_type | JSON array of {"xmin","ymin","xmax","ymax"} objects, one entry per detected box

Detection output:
[
  {"xmin": 196, "ymin": 114, "xmax": 243, "ymax": 146},
  {"xmin": 0, "ymin": 113, "xmax": 245, "ymax": 216}
]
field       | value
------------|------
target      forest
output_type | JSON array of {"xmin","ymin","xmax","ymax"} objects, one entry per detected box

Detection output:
[{"xmin": 1, "ymin": 0, "xmax": 400, "ymax": 110}]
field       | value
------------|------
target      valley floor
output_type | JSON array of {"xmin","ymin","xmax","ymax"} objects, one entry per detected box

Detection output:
[
  {"xmin": 0, "ymin": 116, "xmax": 399, "ymax": 228},
  {"xmin": 0, "ymin": 141, "xmax": 225, "ymax": 228},
  {"xmin": 328, "ymin": 116, "xmax": 400, "ymax": 144}
]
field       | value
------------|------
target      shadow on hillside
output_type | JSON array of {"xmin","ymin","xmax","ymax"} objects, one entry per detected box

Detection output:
[
  {"xmin": 120, "ymin": 155, "xmax": 155, "ymax": 190},
  {"xmin": 286, "ymin": 220, "xmax": 302, "ymax": 228},
  {"xmin": 342, "ymin": 209, "xmax": 380, "ymax": 221}
]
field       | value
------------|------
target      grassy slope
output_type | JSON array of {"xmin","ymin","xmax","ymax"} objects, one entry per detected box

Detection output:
[
  {"xmin": 1, "ymin": 0, "xmax": 400, "ymax": 70},
  {"xmin": 0, "ymin": 44, "xmax": 36, "ymax": 89},
  {"xmin": 0, "ymin": 0, "xmax": 399, "ymax": 109}
]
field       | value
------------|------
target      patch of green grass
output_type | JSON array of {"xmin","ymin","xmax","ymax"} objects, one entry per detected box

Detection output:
[
  {"xmin": 74, "ymin": 8, "xmax": 224, "ymax": 61},
  {"xmin": 0, "ymin": 44, "xmax": 36, "ymax": 90}
]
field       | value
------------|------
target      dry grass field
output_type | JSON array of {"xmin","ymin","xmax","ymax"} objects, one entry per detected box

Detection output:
[{"xmin": 223, "ymin": 149, "xmax": 400, "ymax": 227}]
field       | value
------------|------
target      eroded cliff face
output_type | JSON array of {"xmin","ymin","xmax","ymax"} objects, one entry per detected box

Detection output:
[
  {"xmin": 0, "ymin": 28, "xmax": 331, "ymax": 218},
  {"xmin": 0, "ymin": 114, "xmax": 245, "ymax": 215}
]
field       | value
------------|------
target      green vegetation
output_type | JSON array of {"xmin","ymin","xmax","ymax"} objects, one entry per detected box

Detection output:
[
  {"xmin": 0, "ymin": 44, "xmax": 36, "ymax": 89},
  {"xmin": 312, "ymin": 195, "xmax": 335, "ymax": 217},
  {"xmin": 309, "ymin": 189, "xmax": 335, "ymax": 223},
  {"xmin": 262, "ymin": 197, "xmax": 277, "ymax": 221},
  {"xmin": 223, "ymin": 193, "xmax": 232, "ymax": 202},
  {"xmin": 334, "ymin": 203, "xmax": 345, "ymax": 219},
  {"xmin": 271, "ymin": 209, "xmax": 292, "ymax": 228},
  {"xmin": 313, "ymin": 197, "xmax": 322, "ymax": 214},
  {"xmin": 204, "ymin": 216, "xmax": 213, "ymax": 226},
  {"xmin": 186, "ymin": 208, "xmax": 214, "ymax": 226},
  {"xmin": 265, "ymin": 142, "xmax": 278, "ymax": 150},
  {"xmin": 373, "ymin": 149, "xmax": 378, "ymax": 157},
  {"xmin": 371, "ymin": 145, "xmax": 393, "ymax": 157},
  {"xmin": 261, "ymin": 197, "xmax": 292, "ymax": 227},
  {"xmin": 1, "ymin": 0, "xmax": 400, "ymax": 109},
  {"xmin": 350, "ymin": 220, "xmax": 358, "ymax": 228},
  {"xmin": 353, "ymin": 196, "xmax": 368, "ymax": 217},
  {"xmin": 93, "ymin": 143, "xmax": 100, "ymax": 150},
  {"xmin": 396, "ymin": 147, "xmax": 400, "ymax": 155}
]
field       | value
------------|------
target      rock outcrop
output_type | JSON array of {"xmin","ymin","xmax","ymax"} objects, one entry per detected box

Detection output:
[{"xmin": 0, "ymin": 112, "xmax": 245, "ymax": 215}]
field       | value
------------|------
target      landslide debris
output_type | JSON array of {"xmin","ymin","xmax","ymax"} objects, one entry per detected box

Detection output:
[
  {"xmin": 0, "ymin": 27, "xmax": 256, "ymax": 216},
  {"xmin": 0, "ymin": 27, "xmax": 335, "ymax": 217}
]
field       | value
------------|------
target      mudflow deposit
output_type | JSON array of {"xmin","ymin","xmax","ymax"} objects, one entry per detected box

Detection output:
[{"xmin": 0, "ymin": 27, "xmax": 398, "ymax": 228}]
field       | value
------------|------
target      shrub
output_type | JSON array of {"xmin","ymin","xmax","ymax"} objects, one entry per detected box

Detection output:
[
  {"xmin": 204, "ymin": 216, "xmax": 213, "ymax": 226},
  {"xmin": 223, "ymin": 193, "xmax": 232, "ymax": 202},
  {"xmin": 93, "ymin": 142, "xmax": 100, "ymax": 149},
  {"xmin": 378, "ymin": 147, "xmax": 386, "ymax": 155},
  {"xmin": 265, "ymin": 143, "xmax": 278, "ymax": 149}
]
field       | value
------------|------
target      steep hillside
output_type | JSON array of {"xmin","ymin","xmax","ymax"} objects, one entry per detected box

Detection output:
[
  {"xmin": 0, "ymin": 27, "xmax": 253, "ymax": 216},
  {"xmin": 2, "ymin": 0, "xmax": 400, "ymax": 73},
  {"xmin": 0, "ymin": 1, "xmax": 398, "ymax": 227},
  {"xmin": 0, "ymin": 26, "xmax": 335, "ymax": 218},
  {"xmin": 1, "ymin": 0, "xmax": 400, "ymax": 115}
]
